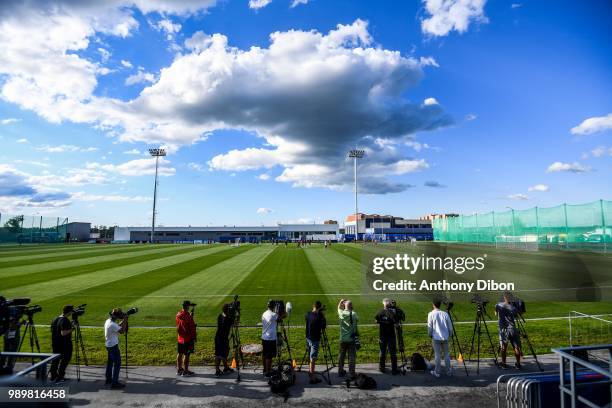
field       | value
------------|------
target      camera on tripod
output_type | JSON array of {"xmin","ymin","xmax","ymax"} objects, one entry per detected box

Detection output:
[
  {"xmin": 72, "ymin": 304, "xmax": 87, "ymax": 319},
  {"xmin": 501, "ymin": 292, "xmax": 526, "ymax": 315},
  {"xmin": 0, "ymin": 296, "xmax": 31, "ymax": 336},
  {"xmin": 389, "ymin": 299, "xmax": 405, "ymax": 323},
  {"xmin": 268, "ymin": 300, "xmax": 286, "ymax": 315},
  {"xmin": 471, "ymin": 294, "xmax": 489, "ymax": 309},
  {"xmin": 226, "ymin": 297, "xmax": 240, "ymax": 321}
]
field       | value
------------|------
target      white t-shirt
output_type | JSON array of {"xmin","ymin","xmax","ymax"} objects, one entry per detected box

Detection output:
[
  {"xmin": 104, "ymin": 318, "xmax": 121, "ymax": 347},
  {"xmin": 427, "ymin": 309, "xmax": 452, "ymax": 341},
  {"xmin": 261, "ymin": 310, "xmax": 278, "ymax": 341}
]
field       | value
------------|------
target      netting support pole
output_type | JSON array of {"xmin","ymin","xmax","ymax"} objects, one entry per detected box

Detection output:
[
  {"xmin": 475, "ymin": 212, "xmax": 479, "ymax": 247},
  {"xmin": 600, "ymin": 199, "xmax": 607, "ymax": 253},
  {"xmin": 535, "ymin": 206, "xmax": 540, "ymax": 247},
  {"xmin": 563, "ymin": 203, "xmax": 569, "ymax": 249}
]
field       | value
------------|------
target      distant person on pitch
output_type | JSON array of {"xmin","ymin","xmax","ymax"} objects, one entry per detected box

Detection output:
[
  {"xmin": 495, "ymin": 292, "xmax": 523, "ymax": 369},
  {"xmin": 49, "ymin": 305, "xmax": 74, "ymax": 383},
  {"xmin": 104, "ymin": 309, "xmax": 128, "ymax": 389},
  {"xmin": 176, "ymin": 300, "xmax": 197, "ymax": 376},
  {"xmin": 427, "ymin": 300, "xmax": 453, "ymax": 378}
]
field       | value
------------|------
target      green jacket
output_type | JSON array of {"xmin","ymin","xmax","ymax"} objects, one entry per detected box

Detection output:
[{"xmin": 338, "ymin": 308, "xmax": 358, "ymax": 343}]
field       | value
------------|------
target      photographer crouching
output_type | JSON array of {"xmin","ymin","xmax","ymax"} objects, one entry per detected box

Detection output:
[
  {"xmin": 374, "ymin": 299, "xmax": 400, "ymax": 375},
  {"xmin": 49, "ymin": 305, "xmax": 74, "ymax": 383},
  {"xmin": 104, "ymin": 308, "xmax": 128, "ymax": 389},
  {"xmin": 176, "ymin": 300, "xmax": 197, "ymax": 376}
]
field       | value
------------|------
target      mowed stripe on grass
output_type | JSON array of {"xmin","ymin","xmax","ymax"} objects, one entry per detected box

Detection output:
[
  {"xmin": 3, "ymin": 245, "xmax": 229, "ymax": 313},
  {"xmin": 0, "ymin": 244, "xmax": 198, "ymax": 279},
  {"xmin": 228, "ymin": 246, "xmax": 334, "ymax": 325},
  {"xmin": 0, "ymin": 243, "xmax": 125, "ymax": 256},
  {"xmin": 0, "ymin": 244, "xmax": 167, "ymax": 266},
  {"xmin": 39, "ymin": 244, "xmax": 255, "ymax": 326},
  {"xmin": 130, "ymin": 245, "xmax": 276, "ymax": 325}
]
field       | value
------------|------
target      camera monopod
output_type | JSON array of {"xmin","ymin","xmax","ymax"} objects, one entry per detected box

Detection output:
[{"xmin": 123, "ymin": 307, "xmax": 139, "ymax": 379}]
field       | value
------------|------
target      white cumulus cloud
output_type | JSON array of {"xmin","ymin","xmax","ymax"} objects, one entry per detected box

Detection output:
[
  {"xmin": 571, "ymin": 113, "xmax": 612, "ymax": 136},
  {"xmin": 249, "ymin": 0, "xmax": 273, "ymax": 9},
  {"xmin": 546, "ymin": 161, "xmax": 591, "ymax": 173},
  {"xmin": 528, "ymin": 184, "xmax": 549, "ymax": 192},
  {"xmin": 421, "ymin": 0, "xmax": 488, "ymax": 37},
  {"xmin": 257, "ymin": 207, "xmax": 273, "ymax": 214}
]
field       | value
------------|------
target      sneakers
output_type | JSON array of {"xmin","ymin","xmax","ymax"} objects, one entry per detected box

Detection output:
[
  {"xmin": 54, "ymin": 377, "xmax": 69, "ymax": 383},
  {"xmin": 338, "ymin": 369, "xmax": 347, "ymax": 377},
  {"xmin": 499, "ymin": 363, "xmax": 508, "ymax": 370},
  {"xmin": 177, "ymin": 368, "xmax": 184, "ymax": 376},
  {"xmin": 222, "ymin": 367, "xmax": 234, "ymax": 375},
  {"xmin": 183, "ymin": 370, "xmax": 195, "ymax": 377},
  {"xmin": 430, "ymin": 370, "xmax": 441, "ymax": 378},
  {"xmin": 110, "ymin": 382, "xmax": 126, "ymax": 389},
  {"xmin": 514, "ymin": 362, "xmax": 522, "ymax": 370},
  {"xmin": 215, "ymin": 369, "xmax": 222, "ymax": 378}
]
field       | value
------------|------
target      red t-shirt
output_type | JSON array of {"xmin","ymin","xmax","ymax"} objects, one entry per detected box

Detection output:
[{"xmin": 176, "ymin": 310, "xmax": 196, "ymax": 343}]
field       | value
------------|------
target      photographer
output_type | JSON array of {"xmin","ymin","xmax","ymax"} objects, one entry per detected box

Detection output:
[
  {"xmin": 0, "ymin": 312, "xmax": 22, "ymax": 374},
  {"xmin": 104, "ymin": 308, "xmax": 128, "ymax": 389},
  {"xmin": 305, "ymin": 301, "xmax": 326, "ymax": 384},
  {"xmin": 427, "ymin": 300, "xmax": 453, "ymax": 378},
  {"xmin": 337, "ymin": 299, "xmax": 358, "ymax": 379},
  {"xmin": 49, "ymin": 305, "xmax": 74, "ymax": 382},
  {"xmin": 374, "ymin": 299, "xmax": 399, "ymax": 375},
  {"xmin": 261, "ymin": 300, "xmax": 287, "ymax": 377},
  {"xmin": 495, "ymin": 292, "xmax": 522, "ymax": 369},
  {"xmin": 214, "ymin": 303, "xmax": 235, "ymax": 377},
  {"xmin": 176, "ymin": 300, "xmax": 197, "ymax": 377}
]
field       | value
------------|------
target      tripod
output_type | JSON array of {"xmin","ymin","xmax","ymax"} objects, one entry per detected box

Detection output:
[
  {"xmin": 276, "ymin": 320, "xmax": 293, "ymax": 367},
  {"xmin": 446, "ymin": 306, "xmax": 469, "ymax": 376},
  {"xmin": 18, "ymin": 314, "xmax": 40, "ymax": 361},
  {"xmin": 229, "ymin": 320, "xmax": 243, "ymax": 382},
  {"xmin": 72, "ymin": 317, "xmax": 88, "ymax": 382},
  {"xmin": 298, "ymin": 329, "xmax": 334, "ymax": 385},
  {"xmin": 468, "ymin": 303, "xmax": 498, "ymax": 374},
  {"xmin": 124, "ymin": 320, "xmax": 130, "ymax": 379},
  {"xmin": 515, "ymin": 314, "xmax": 543, "ymax": 371},
  {"xmin": 396, "ymin": 323, "xmax": 409, "ymax": 374}
]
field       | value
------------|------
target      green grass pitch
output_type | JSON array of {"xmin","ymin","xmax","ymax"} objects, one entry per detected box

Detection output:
[{"xmin": 1, "ymin": 242, "xmax": 610, "ymax": 365}]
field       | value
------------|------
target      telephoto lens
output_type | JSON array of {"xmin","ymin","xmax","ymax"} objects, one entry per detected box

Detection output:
[{"xmin": 126, "ymin": 307, "xmax": 139, "ymax": 315}]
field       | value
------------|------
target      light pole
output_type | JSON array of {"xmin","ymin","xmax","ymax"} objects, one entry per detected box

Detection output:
[
  {"xmin": 348, "ymin": 149, "xmax": 365, "ymax": 239},
  {"xmin": 148, "ymin": 148, "xmax": 166, "ymax": 243},
  {"xmin": 505, "ymin": 206, "xmax": 516, "ymax": 238}
]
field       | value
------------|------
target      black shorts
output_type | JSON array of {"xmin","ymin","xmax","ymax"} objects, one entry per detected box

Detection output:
[
  {"xmin": 262, "ymin": 339, "xmax": 277, "ymax": 359},
  {"xmin": 215, "ymin": 337, "xmax": 230, "ymax": 359},
  {"xmin": 177, "ymin": 339, "xmax": 195, "ymax": 355}
]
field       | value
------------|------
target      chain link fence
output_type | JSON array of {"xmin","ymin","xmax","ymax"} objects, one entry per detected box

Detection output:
[{"xmin": 0, "ymin": 214, "xmax": 68, "ymax": 244}]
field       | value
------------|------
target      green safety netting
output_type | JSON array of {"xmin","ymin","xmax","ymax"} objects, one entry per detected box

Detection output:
[
  {"xmin": 433, "ymin": 200, "xmax": 611, "ymax": 249},
  {"xmin": 0, "ymin": 214, "xmax": 68, "ymax": 244}
]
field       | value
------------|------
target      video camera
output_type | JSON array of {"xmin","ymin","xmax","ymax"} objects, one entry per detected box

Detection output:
[
  {"xmin": 501, "ymin": 292, "xmax": 526, "ymax": 315},
  {"xmin": 225, "ymin": 295, "xmax": 241, "ymax": 321},
  {"xmin": 126, "ymin": 307, "xmax": 139, "ymax": 316},
  {"xmin": 471, "ymin": 294, "xmax": 489, "ymax": 308},
  {"xmin": 389, "ymin": 299, "xmax": 406, "ymax": 323},
  {"xmin": 268, "ymin": 299, "xmax": 286, "ymax": 315},
  {"xmin": 1, "ymin": 297, "xmax": 31, "ymax": 334},
  {"xmin": 72, "ymin": 304, "xmax": 87, "ymax": 319}
]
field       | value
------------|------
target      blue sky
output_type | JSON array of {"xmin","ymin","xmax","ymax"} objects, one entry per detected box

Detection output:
[{"xmin": 0, "ymin": 0, "xmax": 610, "ymax": 227}]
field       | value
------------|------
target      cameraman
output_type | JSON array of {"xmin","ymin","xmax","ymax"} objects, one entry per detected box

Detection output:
[
  {"xmin": 305, "ymin": 301, "xmax": 326, "ymax": 384},
  {"xmin": 495, "ymin": 292, "xmax": 522, "ymax": 369},
  {"xmin": 427, "ymin": 300, "xmax": 453, "ymax": 378},
  {"xmin": 104, "ymin": 308, "xmax": 128, "ymax": 389},
  {"xmin": 176, "ymin": 300, "xmax": 197, "ymax": 376},
  {"xmin": 374, "ymin": 298, "xmax": 399, "ymax": 375},
  {"xmin": 214, "ymin": 303, "xmax": 235, "ymax": 377},
  {"xmin": 0, "ymin": 311, "xmax": 22, "ymax": 374},
  {"xmin": 49, "ymin": 305, "xmax": 74, "ymax": 382},
  {"xmin": 337, "ymin": 299, "xmax": 358, "ymax": 379},
  {"xmin": 261, "ymin": 300, "xmax": 287, "ymax": 377}
]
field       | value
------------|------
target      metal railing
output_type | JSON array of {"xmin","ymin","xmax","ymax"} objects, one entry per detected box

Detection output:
[
  {"xmin": 0, "ymin": 352, "xmax": 60, "ymax": 384},
  {"xmin": 552, "ymin": 344, "xmax": 612, "ymax": 408}
]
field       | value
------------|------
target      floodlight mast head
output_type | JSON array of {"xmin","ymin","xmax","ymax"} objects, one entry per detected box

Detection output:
[
  {"xmin": 148, "ymin": 147, "xmax": 166, "ymax": 243},
  {"xmin": 348, "ymin": 149, "xmax": 365, "ymax": 238}
]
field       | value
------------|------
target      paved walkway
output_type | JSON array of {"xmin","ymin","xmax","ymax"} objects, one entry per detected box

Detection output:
[{"xmin": 21, "ymin": 355, "xmax": 560, "ymax": 407}]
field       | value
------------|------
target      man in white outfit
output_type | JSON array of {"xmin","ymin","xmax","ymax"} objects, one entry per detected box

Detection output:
[{"xmin": 427, "ymin": 300, "xmax": 453, "ymax": 378}]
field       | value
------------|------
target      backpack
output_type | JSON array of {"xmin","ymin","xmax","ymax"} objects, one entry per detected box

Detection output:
[
  {"xmin": 410, "ymin": 352, "xmax": 427, "ymax": 371},
  {"xmin": 268, "ymin": 360, "xmax": 295, "ymax": 394},
  {"xmin": 355, "ymin": 373, "xmax": 377, "ymax": 390}
]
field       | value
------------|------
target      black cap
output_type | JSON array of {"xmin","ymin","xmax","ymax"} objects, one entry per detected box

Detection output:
[
  {"xmin": 63, "ymin": 305, "xmax": 74, "ymax": 314},
  {"xmin": 182, "ymin": 300, "xmax": 193, "ymax": 308}
]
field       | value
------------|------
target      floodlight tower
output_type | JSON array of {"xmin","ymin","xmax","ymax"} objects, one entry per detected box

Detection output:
[
  {"xmin": 348, "ymin": 149, "xmax": 365, "ymax": 239},
  {"xmin": 148, "ymin": 148, "xmax": 166, "ymax": 243}
]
